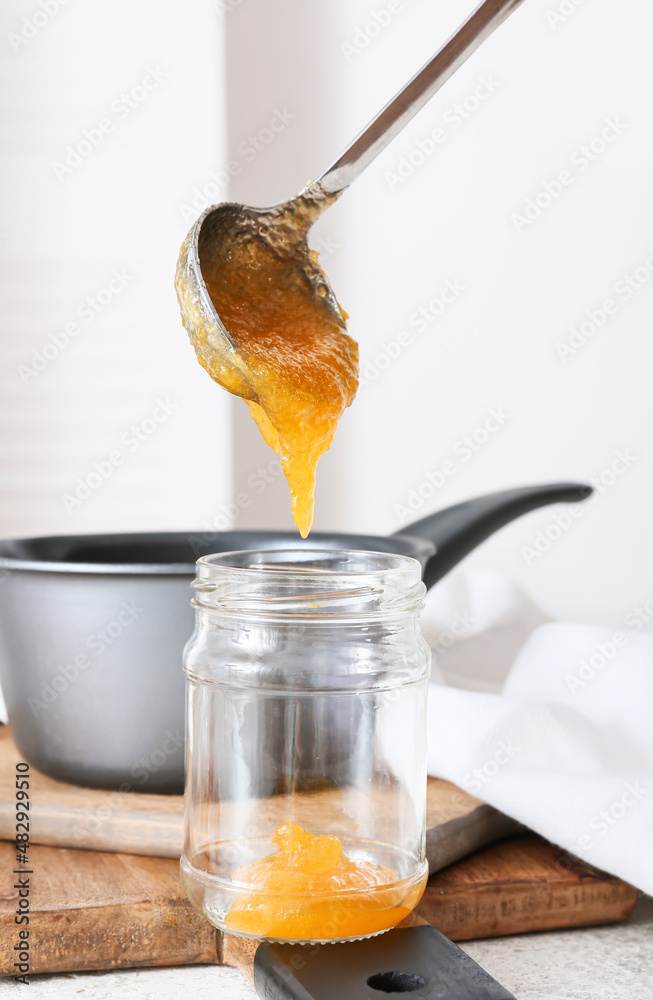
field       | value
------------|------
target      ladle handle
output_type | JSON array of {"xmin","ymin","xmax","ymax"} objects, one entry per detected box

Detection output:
[{"xmin": 314, "ymin": 0, "xmax": 527, "ymax": 195}]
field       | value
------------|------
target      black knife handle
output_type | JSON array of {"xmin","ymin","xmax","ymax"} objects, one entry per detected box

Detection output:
[{"xmin": 253, "ymin": 925, "xmax": 518, "ymax": 999}]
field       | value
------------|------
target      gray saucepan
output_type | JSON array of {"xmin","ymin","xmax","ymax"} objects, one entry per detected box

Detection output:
[{"xmin": 0, "ymin": 481, "xmax": 590, "ymax": 793}]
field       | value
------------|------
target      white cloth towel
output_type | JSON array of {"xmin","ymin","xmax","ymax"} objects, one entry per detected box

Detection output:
[{"xmin": 424, "ymin": 569, "xmax": 653, "ymax": 895}]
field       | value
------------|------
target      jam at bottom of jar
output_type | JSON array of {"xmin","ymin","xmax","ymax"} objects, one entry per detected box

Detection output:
[{"xmin": 181, "ymin": 825, "xmax": 428, "ymax": 944}]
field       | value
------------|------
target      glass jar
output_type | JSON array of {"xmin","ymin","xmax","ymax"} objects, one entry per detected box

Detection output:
[{"xmin": 181, "ymin": 548, "xmax": 431, "ymax": 944}]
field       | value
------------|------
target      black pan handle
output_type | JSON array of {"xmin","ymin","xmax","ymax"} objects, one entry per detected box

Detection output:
[{"xmin": 394, "ymin": 481, "xmax": 592, "ymax": 590}]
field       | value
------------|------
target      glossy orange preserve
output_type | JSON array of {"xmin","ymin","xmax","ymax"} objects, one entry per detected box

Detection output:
[
  {"xmin": 194, "ymin": 225, "xmax": 358, "ymax": 538},
  {"xmin": 224, "ymin": 823, "xmax": 426, "ymax": 941}
]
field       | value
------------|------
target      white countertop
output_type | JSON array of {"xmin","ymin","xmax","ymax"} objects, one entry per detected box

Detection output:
[{"xmin": 2, "ymin": 897, "xmax": 652, "ymax": 999}]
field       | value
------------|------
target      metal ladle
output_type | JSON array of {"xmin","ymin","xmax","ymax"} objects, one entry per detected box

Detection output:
[{"xmin": 176, "ymin": 0, "xmax": 528, "ymax": 363}]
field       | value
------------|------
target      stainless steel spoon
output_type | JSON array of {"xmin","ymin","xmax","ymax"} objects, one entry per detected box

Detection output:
[{"xmin": 175, "ymin": 0, "xmax": 528, "ymax": 357}]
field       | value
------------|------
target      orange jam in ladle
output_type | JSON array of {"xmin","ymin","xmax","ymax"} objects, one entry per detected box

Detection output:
[{"xmin": 175, "ymin": 193, "xmax": 358, "ymax": 537}]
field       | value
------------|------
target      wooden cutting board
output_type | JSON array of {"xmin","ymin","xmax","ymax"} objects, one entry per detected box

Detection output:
[
  {"xmin": 0, "ymin": 726, "xmax": 521, "ymax": 873},
  {"xmin": 0, "ymin": 838, "xmax": 637, "ymax": 977}
]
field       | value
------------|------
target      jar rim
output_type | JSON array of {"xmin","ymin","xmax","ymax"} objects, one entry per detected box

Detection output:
[
  {"xmin": 196, "ymin": 547, "xmax": 421, "ymax": 574},
  {"xmin": 192, "ymin": 548, "xmax": 425, "ymax": 618}
]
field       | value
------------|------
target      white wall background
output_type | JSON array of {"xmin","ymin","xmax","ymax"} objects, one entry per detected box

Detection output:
[
  {"xmin": 320, "ymin": 0, "xmax": 653, "ymax": 625},
  {"xmin": 226, "ymin": 0, "xmax": 653, "ymax": 625},
  {"xmin": 1, "ymin": 0, "xmax": 652, "ymax": 626},
  {"xmin": 0, "ymin": 0, "xmax": 231, "ymax": 537}
]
